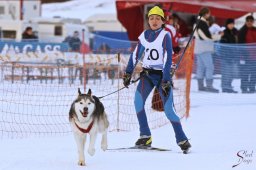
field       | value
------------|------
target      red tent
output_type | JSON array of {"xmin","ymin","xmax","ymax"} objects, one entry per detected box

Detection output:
[{"xmin": 116, "ymin": 0, "xmax": 256, "ymax": 41}]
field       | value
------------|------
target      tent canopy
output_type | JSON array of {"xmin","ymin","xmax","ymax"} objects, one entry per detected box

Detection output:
[{"xmin": 116, "ymin": 0, "xmax": 255, "ymax": 41}]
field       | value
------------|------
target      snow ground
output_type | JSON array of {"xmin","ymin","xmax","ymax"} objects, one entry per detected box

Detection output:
[
  {"xmin": 0, "ymin": 78, "xmax": 256, "ymax": 170},
  {"xmin": 42, "ymin": 0, "xmax": 116, "ymax": 21},
  {"xmin": 3, "ymin": 1, "xmax": 255, "ymax": 169}
]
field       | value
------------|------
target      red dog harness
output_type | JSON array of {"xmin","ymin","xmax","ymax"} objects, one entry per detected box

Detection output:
[{"xmin": 75, "ymin": 121, "xmax": 94, "ymax": 133}]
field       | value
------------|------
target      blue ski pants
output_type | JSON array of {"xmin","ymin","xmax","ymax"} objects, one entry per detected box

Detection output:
[{"xmin": 134, "ymin": 73, "xmax": 188, "ymax": 143}]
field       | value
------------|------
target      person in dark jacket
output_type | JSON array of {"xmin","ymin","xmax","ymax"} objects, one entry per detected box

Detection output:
[
  {"xmin": 22, "ymin": 27, "xmax": 38, "ymax": 41},
  {"xmin": 220, "ymin": 18, "xmax": 238, "ymax": 93},
  {"xmin": 238, "ymin": 15, "xmax": 256, "ymax": 93},
  {"xmin": 69, "ymin": 31, "xmax": 81, "ymax": 52},
  {"xmin": 194, "ymin": 7, "xmax": 219, "ymax": 93}
]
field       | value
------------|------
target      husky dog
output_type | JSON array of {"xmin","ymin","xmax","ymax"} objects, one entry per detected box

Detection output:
[{"xmin": 69, "ymin": 88, "xmax": 109, "ymax": 166}]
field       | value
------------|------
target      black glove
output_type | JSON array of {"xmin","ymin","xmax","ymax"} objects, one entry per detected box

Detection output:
[
  {"xmin": 123, "ymin": 73, "xmax": 131, "ymax": 88},
  {"xmin": 161, "ymin": 81, "xmax": 173, "ymax": 97},
  {"xmin": 173, "ymin": 46, "xmax": 181, "ymax": 54}
]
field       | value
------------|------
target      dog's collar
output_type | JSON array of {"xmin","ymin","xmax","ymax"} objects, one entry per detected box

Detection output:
[{"xmin": 75, "ymin": 121, "xmax": 94, "ymax": 133}]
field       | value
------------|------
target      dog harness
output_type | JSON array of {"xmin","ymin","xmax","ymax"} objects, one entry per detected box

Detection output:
[{"xmin": 75, "ymin": 121, "xmax": 94, "ymax": 133}]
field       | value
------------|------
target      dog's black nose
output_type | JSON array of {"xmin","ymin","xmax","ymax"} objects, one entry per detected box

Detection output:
[{"xmin": 84, "ymin": 107, "xmax": 88, "ymax": 111}]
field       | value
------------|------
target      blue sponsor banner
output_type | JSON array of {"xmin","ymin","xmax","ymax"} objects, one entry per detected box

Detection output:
[
  {"xmin": 0, "ymin": 41, "xmax": 69, "ymax": 53},
  {"xmin": 92, "ymin": 31, "xmax": 134, "ymax": 54}
]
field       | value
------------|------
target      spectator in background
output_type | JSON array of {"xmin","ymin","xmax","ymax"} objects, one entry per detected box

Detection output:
[
  {"xmin": 68, "ymin": 31, "xmax": 81, "ymax": 52},
  {"xmin": 194, "ymin": 7, "xmax": 219, "ymax": 93},
  {"xmin": 165, "ymin": 11, "xmax": 188, "ymax": 79},
  {"xmin": 220, "ymin": 18, "xmax": 238, "ymax": 93},
  {"xmin": 172, "ymin": 13, "xmax": 190, "ymax": 37},
  {"xmin": 63, "ymin": 35, "xmax": 72, "ymax": 44},
  {"xmin": 208, "ymin": 16, "xmax": 225, "ymax": 37},
  {"xmin": 238, "ymin": 15, "xmax": 256, "ymax": 93},
  {"xmin": 165, "ymin": 12, "xmax": 182, "ymax": 54},
  {"xmin": 22, "ymin": 27, "xmax": 38, "ymax": 41},
  {"xmin": 98, "ymin": 43, "xmax": 111, "ymax": 54}
]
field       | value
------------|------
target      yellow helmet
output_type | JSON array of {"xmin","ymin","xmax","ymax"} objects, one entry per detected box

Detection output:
[{"xmin": 148, "ymin": 6, "xmax": 165, "ymax": 19}]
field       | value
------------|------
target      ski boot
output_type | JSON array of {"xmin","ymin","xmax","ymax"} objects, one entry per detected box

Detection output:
[
  {"xmin": 135, "ymin": 135, "xmax": 152, "ymax": 148},
  {"xmin": 178, "ymin": 140, "xmax": 191, "ymax": 154}
]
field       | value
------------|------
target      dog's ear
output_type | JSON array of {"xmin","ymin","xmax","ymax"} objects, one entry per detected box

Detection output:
[
  {"xmin": 78, "ymin": 88, "xmax": 82, "ymax": 95},
  {"xmin": 92, "ymin": 96, "xmax": 104, "ymax": 120},
  {"xmin": 69, "ymin": 103, "xmax": 76, "ymax": 122},
  {"xmin": 87, "ymin": 88, "xmax": 92, "ymax": 96}
]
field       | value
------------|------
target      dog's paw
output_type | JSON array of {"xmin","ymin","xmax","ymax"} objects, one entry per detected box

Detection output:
[
  {"xmin": 101, "ymin": 144, "xmax": 108, "ymax": 151},
  {"xmin": 78, "ymin": 160, "xmax": 86, "ymax": 166},
  {"xmin": 88, "ymin": 148, "xmax": 95, "ymax": 156}
]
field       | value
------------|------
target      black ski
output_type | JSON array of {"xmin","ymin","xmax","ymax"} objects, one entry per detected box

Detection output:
[{"xmin": 107, "ymin": 145, "xmax": 171, "ymax": 152}]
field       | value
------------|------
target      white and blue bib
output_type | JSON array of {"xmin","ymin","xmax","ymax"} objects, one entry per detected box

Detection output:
[{"xmin": 138, "ymin": 30, "xmax": 169, "ymax": 70}]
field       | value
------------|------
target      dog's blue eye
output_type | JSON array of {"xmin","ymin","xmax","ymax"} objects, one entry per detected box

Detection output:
[
  {"xmin": 88, "ymin": 103, "xmax": 91, "ymax": 105},
  {"xmin": 80, "ymin": 102, "xmax": 83, "ymax": 104}
]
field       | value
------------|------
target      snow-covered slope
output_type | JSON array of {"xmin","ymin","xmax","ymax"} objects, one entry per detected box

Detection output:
[
  {"xmin": 42, "ymin": 0, "xmax": 116, "ymax": 21},
  {"xmin": 0, "ymin": 79, "xmax": 256, "ymax": 170}
]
